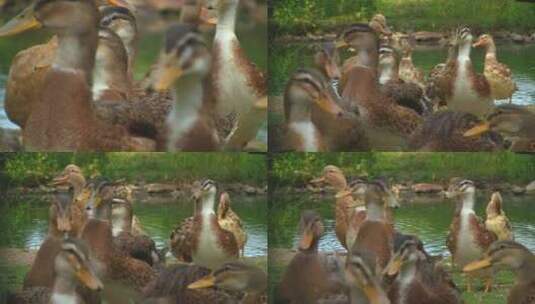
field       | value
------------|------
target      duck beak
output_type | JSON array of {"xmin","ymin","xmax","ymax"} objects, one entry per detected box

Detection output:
[
  {"xmin": 51, "ymin": 174, "xmax": 69, "ymax": 186},
  {"xmin": 315, "ymin": 93, "xmax": 344, "ymax": 117},
  {"xmin": 362, "ymin": 284, "xmax": 381, "ymax": 304},
  {"xmin": 0, "ymin": 4, "xmax": 42, "ymax": 37},
  {"xmin": 464, "ymin": 122, "xmax": 491, "ymax": 137},
  {"xmin": 153, "ymin": 65, "xmax": 183, "ymax": 92},
  {"xmin": 384, "ymin": 254, "xmax": 404, "ymax": 276},
  {"xmin": 107, "ymin": 0, "xmax": 130, "ymax": 7},
  {"xmin": 463, "ymin": 257, "xmax": 493, "ymax": 272},
  {"xmin": 254, "ymin": 96, "xmax": 268, "ymax": 110},
  {"xmin": 335, "ymin": 39, "xmax": 348, "ymax": 49},
  {"xmin": 188, "ymin": 274, "xmax": 216, "ymax": 289},
  {"xmin": 472, "ymin": 38, "xmax": 483, "ymax": 48},
  {"xmin": 298, "ymin": 227, "xmax": 315, "ymax": 250},
  {"xmin": 76, "ymin": 266, "xmax": 103, "ymax": 291},
  {"xmin": 200, "ymin": 7, "xmax": 218, "ymax": 25}
]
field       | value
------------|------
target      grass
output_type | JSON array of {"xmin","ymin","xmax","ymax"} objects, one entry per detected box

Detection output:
[
  {"xmin": 271, "ymin": 0, "xmax": 535, "ymax": 35},
  {"xmin": 271, "ymin": 152, "xmax": 535, "ymax": 188},
  {"xmin": 0, "ymin": 153, "xmax": 267, "ymax": 189}
]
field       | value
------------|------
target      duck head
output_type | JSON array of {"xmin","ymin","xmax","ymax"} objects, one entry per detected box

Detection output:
[
  {"xmin": 369, "ymin": 14, "xmax": 392, "ymax": 38},
  {"xmin": 345, "ymin": 250, "xmax": 390, "ymax": 304},
  {"xmin": 218, "ymin": 192, "xmax": 232, "ymax": 218},
  {"xmin": 445, "ymin": 179, "xmax": 476, "ymax": 199},
  {"xmin": 150, "ymin": 24, "xmax": 211, "ymax": 92},
  {"xmin": 310, "ymin": 165, "xmax": 348, "ymax": 192},
  {"xmin": 366, "ymin": 180, "xmax": 400, "ymax": 210},
  {"xmin": 297, "ymin": 210, "xmax": 324, "ymax": 252},
  {"xmin": 486, "ymin": 192, "xmax": 503, "ymax": 218},
  {"xmin": 384, "ymin": 238, "xmax": 427, "ymax": 277},
  {"xmin": 314, "ymin": 42, "xmax": 342, "ymax": 80},
  {"xmin": 51, "ymin": 165, "xmax": 86, "ymax": 195},
  {"xmin": 464, "ymin": 104, "xmax": 535, "ymax": 140},
  {"xmin": 56, "ymin": 238, "xmax": 103, "ymax": 291},
  {"xmin": 463, "ymin": 240, "xmax": 534, "ymax": 274},
  {"xmin": 93, "ymin": 27, "xmax": 129, "ymax": 98},
  {"xmin": 472, "ymin": 34, "xmax": 494, "ymax": 48},
  {"xmin": 197, "ymin": 179, "xmax": 218, "ymax": 213},
  {"xmin": 49, "ymin": 193, "xmax": 75, "ymax": 237},
  {"xmin": 188, "ymin": 261, "xmax": 267, "ymax": 296},
  {"xmin": 337, "ymin": 23, "xmax": 378, "ymax": 51},
  {"xmin": 85, "ymin": 180, "xmax": 114, "ymax": 221},
  {"xmin": 99, "ymin": 5, "xmax": 137, "ymax": 70},
  {"xmin": 284, "ymin": 69, "xmax": 344, "ymax": 122}
]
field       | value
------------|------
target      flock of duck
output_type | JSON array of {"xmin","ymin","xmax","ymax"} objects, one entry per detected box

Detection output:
[
  {"xmin": 8, "ymin": 164, "xmax": 267, "ymax": 303},
  {"xmin": 276, "ymin": 165, "xmax": 535, "ymax": 304},
  {"xmin": 279, "ymin": 14, "xmax": 535, "ymax": 152},
  {"xmin": 0, "ymin": 0, "xmax": 266, "ymax": 151}
]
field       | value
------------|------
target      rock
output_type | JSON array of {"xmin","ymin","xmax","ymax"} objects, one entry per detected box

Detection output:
[
  {"xmin": 493, "ymin": 31, "xmax": 511, "ymax": 40},
  {"xmin": 526, "ymin": 181, "xmax": 535, "ymax": 194},
  {"xmin": 412, "ymin": 31, "xmax": 443, "ymax": 43},
  {"xmin": 145, "ymin": 183, "xmax": 176, "ymax": 193},
  {"xmin": 243, "ymin": 185, "xmax": 258, "ymax": 195},
  {"xmin": 411, "ymin": 183, "xmax": 443, "ymax": 194},
  {"xmin": 511, "ymin": 33, "xmax": 525, "ymax": 43},
  {"xmin": 512, "ymin": 185, "xmax": 526, "ymax": 195},
  {"xmin": 0, "ymin": 127, "xmax": 22, "ymax": 151}
]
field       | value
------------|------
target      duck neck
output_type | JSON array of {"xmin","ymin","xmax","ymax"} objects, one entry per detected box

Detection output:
[
  {"xmin": 366, "ymin": 201, "xmax": 384, "ymax": 221},
  {"xmin": 356, "ymin": 45, "xmax": 378, "ymax": 70},
  {"xmin": 241, "ymin": 293, "xmax": 261, "ymax": 304},
  {"xmin": 458, "ymin": 42, "xmax": 472, "ymax": 63},
  {"xmin": 71, "ymin": 179, "xmax": 86, "ymax": 198},
  {"xmin": 379, "ymin": 63, "xmax": 397, "ymax": 85},
  {"xmin": 51, "ymin": 272, "xmax": 78, "ymax": 303},
  {"xmin": 201, "ymin": 193, "xmax": 217, "ymax": 217},
  {"xmin": 460, "ymin": 193, "xmax": 475, "ymax": 213},
  {"xmin": 216, "ymin": 1, "xmax": 239, "ymax": 35},
  {"xmin": 516, "ymin": 254, "xmax": 535, "ymax": 283},
  {"xmin": 288, "ymin": 102, "xmax": 312, "ymax": 123},
  {"xmin": 54, "ymin": 30, "xmax": 98, "ymax": 84},
  {"xmin": 484, "ymin": 42, "xmax": 497, "ymax": 61},
  {"xmin": 93, "ymin": 50, "xmax": 130, "ymax": 99}
]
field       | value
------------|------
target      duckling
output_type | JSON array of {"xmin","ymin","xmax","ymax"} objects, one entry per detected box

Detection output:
[
  {"xmin": 473, "ymin": 34, "xmax": 517, "ymax": 102},
  {"xmin": 446, "ymin": 27, "xmax": 494, "ymax": 118},
  {"xmin": 282, "ymin": 68, "xmax": 345, "ymax": 152},
  {"xmin": 278, "ymin": 210, "xmax": 334, "ymax": 303},
  {"xmin": 464, "ymin": 104, "xmax": 535, "ymax": 151},
  {"xmin": 188, "ymin": 262, "xmax": 268, "ymax": 304},
  {"xmin": 408, "ymin": 110, "xmax": 503, "ymax": 151},
  {"xmin": 338, "ymin": 24, "xmax": 422, "ymax": 150},
  {"xmin": 378, "ymin": 45, "xmax": 426, "ymax": 115},
  {"xmin": 191, "ymin": 180, "xmax": 239, "ymax": 269},
  {"xmin": 383, "ymin": 239, "xmax": 462, "ymax": 304},
  {"xmin": 204, "ymin": 0, "xmax": 266, "ymax": 142},
  {"xmin": 345, "ymin": 249, "xmax": 391, "ymax": 304},
  {"xmin": 425, "ymin": 36, "xmax": 458, "ymax": 110},
  {"xmin": 48, "ymin": 192, "xmax": 82, "ymax": 238},
  {"xmin": 314, "ymin": 41, "xmax": 342, "ymax": 97},
  {"xmin": 485, "ymin": 192, "xmax": 514, "ymax": 241},
  {"xmin": 150, "ymin": 24, "xmax": 220, "ymax": 151},
  {"xmin": 398, "ymin": 39, "xmax": 425, "ymax": 89},
  {"xmin": 0, "ymin": 0, "xmax": 143, "ymax": 150},
  {"xmin": 217, "ymin": 192, "xmax": 247, "ymax": 257},
  {"xmin": 368, "ymin": 13, "xmax": 392, "ymax": 42},
  {"xmin": 446, "ymin": 179, "xmax": 497, "ymax": 292},
  {"xmin": 463, "ymin": 240, "xmax": 535, "ymax": 304},
  {"xmin": 11, "ymin": 238, "xmax": 103, "ymax": 304}
]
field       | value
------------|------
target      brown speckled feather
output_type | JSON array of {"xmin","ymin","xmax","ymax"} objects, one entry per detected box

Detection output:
[
  {"xmin": 170, "ymin": 216, "xmax": 195, "ymax": 262},
  {"xmin": 508, "ymin": 282, "xmax": 535, "ymax": 304},
  {"xmin": 232, "ymin": 40, "xmax": 266, "ymax": 98},
  {"xmin": 212, "ymin": 217, "xmax": 240, "ymax": 257},
  {"xmin": 446, "ymin": 213, "xmax": 460, "ymax": 262},
  {"xmin": 469, "ymin": 214, "xmax": 497, "ymax": 250},
  {"xmin": 354, "ymin": 221, "xmax": 393, "ymax": 269}
]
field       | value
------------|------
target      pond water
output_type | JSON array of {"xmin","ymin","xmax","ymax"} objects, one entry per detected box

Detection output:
[
  {"xmin": 0, "ymin": 193, "xmax": 267, "ymax": 294},
  {"xmin": 269, "ymin": 42, "xmax": 535, "ymax": 105},
  {"xmin": 268, "ymin": 192, "xmax": 535, "ymax": 303},
  {"xmin": 0, "ymin": 21, "xmax": 268, "ymax": 144}
]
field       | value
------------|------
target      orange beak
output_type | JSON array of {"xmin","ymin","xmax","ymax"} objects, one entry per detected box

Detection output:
[
  {"xmin": 464, "ymin": 122, "xmax": 491, "ymax": 137},
  {"xmin": 315, "ymin": 93, "xmax": 344, "ymax": 117},
  {"xmin": 200, "ymin": 7, "xmax": 218, "ymax": 25},
  {"xmin": 107, "ymin": 0, "xmax": 130, "ymax": 7},
  {"xmin": 298, "ymin": 227, "xmax": 315, "ymax": 250}
]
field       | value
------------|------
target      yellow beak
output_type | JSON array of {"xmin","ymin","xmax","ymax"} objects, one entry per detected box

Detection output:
[
  {"xmin": 464, "ymin": 122, "xmax": 491, "ymax": 137},
  {"xmin": 335, "ymin": 39, "xmax": 348, "ymax": 49},
  {"xmin": 0, "ymin": 5, "xmax": 42, "ymax": 37},
  {"xmin": 153, "ymin": 66, "xmax": 183, "ymax": 92},
  {"xmin": 200, "ymin": 7, "xmax": 218, "ymax": 25},
  {"xmin": 298, "ymin": 228, "xmax": 314, "ymax": 250},
  {"xmin": 384, "ymin": 255, "xmax": 403, "ymax": 276},
  {"xmin": 463, "ymin": 257, "xmax": 493, "ymax": 272},
  {"xmin": 107, "ymin": 0, "xmax": 131, "ymax": 7},
  {"xmin": 188, "ymin": 274, "xmax": 216, "ymax": 289}
]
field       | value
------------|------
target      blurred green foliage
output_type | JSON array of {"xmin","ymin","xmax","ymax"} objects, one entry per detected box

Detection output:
[
  {"xmin": 0, "ymin": 153, "xmax": 267, "ymax": 188},
  {"xmin": 271, "ymin": 152, "xmax": 535, "ymax": 188},
  {"xmin": 271, "ymin": 0, "xmax": 535, "ymax": 35}
]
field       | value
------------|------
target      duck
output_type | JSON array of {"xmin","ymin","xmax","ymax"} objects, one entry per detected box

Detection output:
[
  {"xmin": 425, "ymin": 36, "xmax": 458, "ymax": 110},
  {"xmin": 204, "ymin": 0, "xmax": 267, "ymax": 144},
  {"xmin": 10, "ymin": 238, "xmax": 103, "ymax": 304},
  {"xmin": 112, "ymin": 198, "xmax": 160, "ymax": 266},
  {"xmin": 350, "ymin": 181, "xmax": 396, "ymax": 270},
  {"xmin": 169, "ymin": 190, "xmax": 200, "ymax": 263},
  {"xmin": 191, "ymin": 180, "xmax": 239, "ymax": 269},
  {"xmin": 463, "ymin": 104, "xmax": 535, "ymax": 151},
  {"xmin": 338, "ymin": 24, "xmax": 422, "ymax": 150},
  {"xmin": 150, "ymin": 24, "xmax": 220, "ymax": 151},
  {"xmin": 81, "ymin": 180, "xmax": 157, "ymax": 291},
  {"xmin": 398, "ymin": 38, "xmax": 425, "ymax": 89},
  {"xmin": 47, "ymin": 192, "xmax": 81, "ymax": 238},
  {"xmin": 463, "ymin": 240, "xmax": 535, "ymax": 304},
  {"xmin": 378, "ymin": 44, "xmax": 427, "ymax": 115},
  {"xmin": 188, "ymin": 262, "xmax": 268, "ymax": 304},
  {"xmin": 383, "ymin": 238, "xmax": 462, "ymax": 304},
  {"xmin": 446, "ymin": 27, "xmax": 494, "ymax": 118},
  {"xmin": 278, "ymin": 210, "xmax": 335, "ymax": 303},
  {"xmin": 473, "ymin": 34, "xmax": 517, "ymax": 102},
  {"xmin": 368, "ymin": 13, "xmax": 392, "ymax": 43},
  {"xmin": 217, "ymin": 192, "xmax": 247, "ymax": 257},
  {"xmin": 485, "ymin": 192, "xmax": 514, "ymax": 241},
  {"xmin": 281, "ymin": 68, "xmax": 345, "ymax": 152},
  {"xmin": 345, "ymin": 249, "xmax": 391, "ymax": 304},
  {"xmin": 314, "ymin": 41, "xmax": 342, "ymax": 97},
  {"xmin": 445, "ymin": 179, "xmax": 497, "ymax": 292},
  {"xmin": 408, "ymin": 110, "xmax": 504, "ymax": 151},
  {"xmin": 1, "ymin": 0, "xmax": 125, "ymax": 129},
  {"xmin": 0, "ymin": 0, "xmax": 145, "ymax": 151}
]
